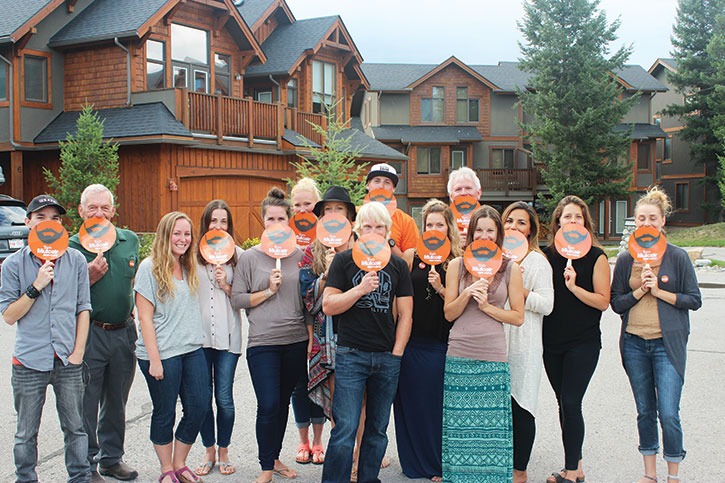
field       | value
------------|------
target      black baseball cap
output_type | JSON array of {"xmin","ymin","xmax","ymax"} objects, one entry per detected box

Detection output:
[{"xmin": 26, "ymin": 195, "xmax": 67, "ymax": 216}]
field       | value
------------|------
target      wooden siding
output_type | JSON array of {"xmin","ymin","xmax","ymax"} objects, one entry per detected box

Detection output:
[{"xmin": 64, "ymin": 46, "xmax": 128, "ymax": 110}]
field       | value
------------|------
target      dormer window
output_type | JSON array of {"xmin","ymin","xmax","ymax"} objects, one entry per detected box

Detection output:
[{"xmin": 312, "ymin": 60, "xmax": 335, "ymax": 114}]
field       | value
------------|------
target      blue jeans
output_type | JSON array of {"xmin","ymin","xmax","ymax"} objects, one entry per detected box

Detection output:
[
  {"xmin": 12, "ymin": 359, "xmax": 90, "ymax": 483},
  {"xmin": 322, "ymin": 346, "xmax": 401, "ymax": 483},
  {"xmin": 199, "ymin": 348, "xmax": 240, "ymax": 448},
  {"xmin": 246, "ymin": 341, "xmax": 307, "ymax": 471},
  {"xmin": 138, "ymin": 348, "xmax": 211, "ymax": 445},
  {"xmin": 622, "ymin": 333, "xmax": 686, "ymax": 462},
  {"xmin": 291, "ymin": 376, "xmax": 326, "ymax": 428}
]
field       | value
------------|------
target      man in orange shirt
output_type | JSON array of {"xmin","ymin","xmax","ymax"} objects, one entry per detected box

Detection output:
[{"xmin": 365, "ymin": 163, "xmax": 419, "ymax": 258}]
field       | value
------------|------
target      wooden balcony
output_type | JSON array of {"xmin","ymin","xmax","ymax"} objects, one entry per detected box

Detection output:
[
  {"xmin": 176, "ymin": 89, "xmax": 327, "ymax": 147},
  {"xmin": 475, "ymin": 168, "xmax": 537, "ymax": 193}
]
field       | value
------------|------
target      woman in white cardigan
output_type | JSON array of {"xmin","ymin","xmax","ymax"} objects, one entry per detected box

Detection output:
[{"xmin": 503, "ymin": 201, "xmax": 555, "ymax": 483}]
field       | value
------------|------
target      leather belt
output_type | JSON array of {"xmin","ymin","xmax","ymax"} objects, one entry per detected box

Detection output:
[{"xmin": 92, "ymin": 316, "xmax": 133, "ymax": 331}]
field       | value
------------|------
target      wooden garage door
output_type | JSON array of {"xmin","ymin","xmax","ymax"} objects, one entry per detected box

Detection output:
[{"xmin": 178, "ymin": 176, "xmax": 285, "ymax": 242}]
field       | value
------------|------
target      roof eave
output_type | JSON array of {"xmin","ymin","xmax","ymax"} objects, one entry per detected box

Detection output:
[{"xmin": 48, "ymin": 31, "xmax": 139, "ymax": 49}]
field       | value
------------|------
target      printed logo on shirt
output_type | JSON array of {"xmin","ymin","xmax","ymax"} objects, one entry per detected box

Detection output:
[{"xmin": 353, "ymin": 269, "xmax": 392, "ymax": 313}]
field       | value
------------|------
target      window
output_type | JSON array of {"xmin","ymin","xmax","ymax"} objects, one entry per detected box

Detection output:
[
  {"xmin": 0, "ymin": 63, "xmax": 7, "ymax": 101},
  {"xmin": 171, "ymin": 24, "xmax": 209, "ymax": 92},
  {"xmin": 637, "ymin": 143, "xmax": 651, "ymax": 170},
  {"xmin": 451, "ymin": 149, "xmax": 466, "ymax": 169},
  {"xmin": 491, "ymin": 148, "xmax": 515, "ymax": 169},
  {"xmin": 312, "ymin": 60, "xmax": 336, "ymax": 114},
  {"xmin": 675, "ymin": 183, "xmax": 689, "ymax": 211},
  {"xmin": 287, "ymin": 79, "xmax": 298, "ymax": 108},
  {"xmin": 664, "ymin": 137, "xmax": 671, "ymax": 161},
  {"xmin": 615, "ymin": 200, "xmax": 628, "ymax": 234},
  {"xmin": 24, "ymin": 54, "xmax": 49, "ymax": 103},
  {"xmin": 411, "ymin": 206, "xmax": 423, "ymax": 232},
  {"xmin": 653, "ymin": 116, "xmax": 661, "ymax": 126},
  {"xmin": 214, "ymin": 53, "xmax": 230, "ymax": 96},
  {"xmin": 456, "ymin": 87, "xmax": 479, "ymax": 122},
  {"xmin": 256, "ymin": 91, "xmax": 273, "ymax": 103},
  {"xmin": 421, "ymin": 86, "xmax": 444, "ymax": 123},
  {"xmin": 417, "ymin": 147, "xmax": 442, "ymax": 174},
  {"xmin": 146, "ymin": 40, "xmax": 165, "ymax": 90}
]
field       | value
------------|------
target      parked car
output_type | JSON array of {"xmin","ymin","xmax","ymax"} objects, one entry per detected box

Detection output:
[{"xmin": 0, "ymin": 195, "xmax": 29, "ymax": 270}]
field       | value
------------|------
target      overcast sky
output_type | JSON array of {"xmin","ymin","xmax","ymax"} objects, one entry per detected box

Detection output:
[{"xmin": 284, "ymin": 0, "xmax": 679, "ymax": 69}]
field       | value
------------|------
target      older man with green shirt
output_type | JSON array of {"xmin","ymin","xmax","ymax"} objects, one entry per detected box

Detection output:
[{"xmin": 68, "ymin": 184, "xmax": 139, "ymax": 483}]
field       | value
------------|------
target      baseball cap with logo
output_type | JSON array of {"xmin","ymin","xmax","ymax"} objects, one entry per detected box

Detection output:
[
  {"xmin": 366, "ymin": 163, "xmax": 399, "ymax": 187},
  {"xmin": 26, "ymin": 195, "xmax": 67, "ymax": 216}
]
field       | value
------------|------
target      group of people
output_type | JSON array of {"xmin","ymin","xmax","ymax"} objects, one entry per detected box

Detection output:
[{"xmin": 0, "ymin": 162, "xmax": 701, "ymax": 483}]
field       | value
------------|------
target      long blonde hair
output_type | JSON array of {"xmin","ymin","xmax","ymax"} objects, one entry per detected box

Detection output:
[{"xmin": 151, "ymin": 211, "xmax": 199, "ymax": 301}]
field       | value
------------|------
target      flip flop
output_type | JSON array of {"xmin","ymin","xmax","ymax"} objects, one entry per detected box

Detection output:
[
  {"xmin": 273, "ymin": 464, "xmax": 297, "ymax": 479},
  {"xmin": 218, "ymin": 461, "xmax": 235, "ymax": 476},
  {"xmin": 175, "ymin": 466, "xmax": 202, "ymax": 483},
  {"xmin": 194, "ymin": 461, "xmax": 214, "ymax": 476},
  {"xmin": 311, "ymin": 445, "xmax": 325, "ymax": 465}
]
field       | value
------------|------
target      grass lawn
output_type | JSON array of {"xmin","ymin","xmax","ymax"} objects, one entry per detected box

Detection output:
[{"xmin": 666, "ymin": 222, "xmax": 725, "ymax": 247}]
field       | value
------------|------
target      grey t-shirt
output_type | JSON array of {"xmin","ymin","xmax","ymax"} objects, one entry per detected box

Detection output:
[{"xmin": 134, "ymin": 258, "xmax": 204, "ymax": 360}]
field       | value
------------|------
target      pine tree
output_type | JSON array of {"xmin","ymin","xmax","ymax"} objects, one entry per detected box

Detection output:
[
  {"xmin": 288, "ymin": 109, "xmax": 369, "ymax": 205},
  {"xmin": 518, "ymin": 0, "xmax": 637, "ymax": 214},
  {"xmin": 44, "ymin": 105, "xmax": 120, "ymax": 231},
  {"xmin": 663, "ymin": 0, "xmax": 725, "ymax": 220}
]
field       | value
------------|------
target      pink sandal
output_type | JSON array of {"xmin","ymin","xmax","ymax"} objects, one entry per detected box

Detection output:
[
  {"xmin": 311, "ymin": 444, "xmax": 325, "ymax": 465},
  {"xmin": 295, "ymin": 441, "xmax": 312, "ymax": 464},
  {"xmin": 158, "ymin": 470, "xmax": 179, "ymax": 483},
  {"xmin": 175, "ymin": 466, "xmax": 202, "ymax": 483}
]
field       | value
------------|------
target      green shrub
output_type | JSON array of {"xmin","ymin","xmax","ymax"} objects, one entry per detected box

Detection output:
[
  {"xmin": 241, "ymin": 237, "xmax": 260, "ymax": 250},
  {"xmin": 138, "ymin": 233, "xmax": 155, "ymax": 260}
]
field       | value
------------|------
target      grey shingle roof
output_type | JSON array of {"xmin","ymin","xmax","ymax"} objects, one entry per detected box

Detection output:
[
  {"xmin": 613, "ymin": 123, "xmax": 667, "ymax": 140},
  {"xmin": 236, "ymin": 0, "xmax": 277, "ymax": 28},
  {"xmin": 35, "ymin": 102, "xmax": 192, "ymax": 143},
  {"xmin": 343, "ymin": 119, "xmax": 407, "ymax": 161},
  {"xmin": 372, "ymin": 125, "xmax": 482, "ymax": 144},
  {"xmin": 283, "ymin": 129, "xmax": 320, "ymax": 148},
  {"xmin": 245, "ymin": 16, "xmax": 339, "ymax": 77},
  {"xmin": 0, "ymin": 0, "xmax": 55, "ymax": 43},
  {"xmin": 48, "ymin": 0, "xmax": 168, "ymax": 48},
  {"xmin": 362, "ymin": 61, "xmax": 665, "ymax": 93}
]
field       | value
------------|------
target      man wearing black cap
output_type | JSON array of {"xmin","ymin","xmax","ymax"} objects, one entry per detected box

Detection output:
[
  {"xmin": 0, "ymin": 195, "xmax": 92, "ymax": 483},
  {"xmin": 365, "ymin": 163, "xmax": 419, "ymax": 258}
]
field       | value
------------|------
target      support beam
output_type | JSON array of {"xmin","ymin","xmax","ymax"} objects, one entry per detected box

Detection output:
[{"xmin": 10, "ymin": 151, "xmax": 23, "ymax": 200}]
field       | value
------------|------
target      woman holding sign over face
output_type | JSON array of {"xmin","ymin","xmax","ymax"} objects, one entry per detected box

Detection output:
[
  {"xmin": 231, "ymin": 187, "xmax": 308, "ymax": 483},
  {"xmin": 394, "ymin": 199, "xmax": 461, "ymax": 481},
  {"xmin": 442, "ymin": 205, "xmax": 525, "ymax": 482},
  {"xmin": 502, "ymin": 201, "xmax": 554, "ymax": 483},
  {"xmin": 193, "ymin": 200, "xmax": 243, "ymax": 477},
  {"xmin": 542, "ymin": 195, "xmax": 610, "ymax": 483},
  {"xmin": 611, "ymin": 188, "xmax": 701, "ymax": 483}
]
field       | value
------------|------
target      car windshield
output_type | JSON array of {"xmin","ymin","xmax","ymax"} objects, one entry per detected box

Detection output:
[{"xmin": 0, "ymin": 205, "xmax": 27, "ymax": 226}]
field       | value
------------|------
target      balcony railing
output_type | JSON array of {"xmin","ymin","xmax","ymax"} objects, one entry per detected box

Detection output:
[
  {"xmin": 178, "ymin": 89, "xmax": 327, "ymax": 147},
  {"xmin": 475, "ymin": 168, "xmax": 536, "ymax": 193}
]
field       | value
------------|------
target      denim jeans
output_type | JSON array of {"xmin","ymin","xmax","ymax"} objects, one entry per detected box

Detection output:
[
  {"xmin": 622, "ymin": 333, "xmax": 686, "ymax": 462},
  {"xmin": 246, "ymin": 341, "xmax": 307, "ymax": 471},
  {"xmin": 12, "ymin": 359, "xmax": 90, "ymax": 483},
  {"xmin": 138, "ymin": 348, "xmax": 211, "ymax": 445},
  {"xmin": 322, "ymin": 346, "xmax": 401, "ymax": 483},
  {"xmin": 199, "ymin": 348, "xmax": 240, "ymax": 448},
  {"xmin": 291, "ymin": 376, "xmax": 326, "ymax": 428}
]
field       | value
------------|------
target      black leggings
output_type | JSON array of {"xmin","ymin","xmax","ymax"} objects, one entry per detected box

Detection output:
[
  {"xmin": 512, "ymin": 397, "xmax": 535, "ymax": 471},
  {"xmin": 543, "ymin": 343, "xmax": 600, "ymax": 471}
]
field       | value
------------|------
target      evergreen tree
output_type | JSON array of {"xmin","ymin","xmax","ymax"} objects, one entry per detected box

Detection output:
[
  {"xmin": 518, "ymin": 0, "xmax": 637, "ymax": 214},
  {"xmin": 706, "ymin": 9, "xmax": 725, "ymax": 210},
  {"xmin": 44, "ymin": 105, "xmax": 120, "ymax": 231},
  {"xmin": 663, "ymin": 0, "xmax": 725, "ymax": 220},
  {"xmin": 288, "ymin": 108, "xmax": 369, "ymax": 205}
]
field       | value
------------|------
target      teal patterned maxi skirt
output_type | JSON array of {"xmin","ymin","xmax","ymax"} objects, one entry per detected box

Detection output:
[{"xmin": 442, "ymin": 355, "xmax": 513, "ymax": 482}]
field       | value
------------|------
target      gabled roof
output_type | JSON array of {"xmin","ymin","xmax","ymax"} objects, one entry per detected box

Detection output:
[
  {"xmin": 237, "ymin": 0, "xmax": 294, "ymax": 31},
  {"xmin": 246, "ymin": 15, "xmax": 363, "ymax": 79},
  {"xmin": 35, "ymin": 102, "xmax": 193, "ymax": 144},
  {"xmin": 613, "ymin": 123, "xmax": 667, "ymax": 140},
  {"xmin": 48, "ymin": 0, "xmax": 264, "ymax": 59},
  {"xmin": 344, "ymin": 119, "xmax": 408, "ymax": 161},
  {"xmin": 648, "ymin": 58, "xmax": 678, "ymax": 76},
  {"xmin": 407, "ymin": 56, "xmax": 500, "ymax": 91},
  {"xmin": 49, "ymin": 0, "xmax": 169, "ymax": 47},
  {"xmin": 363, "ymin": 61, "xmax": 665, "ymax": 94},
  {"xmin": 372, "ymin": 125, "xmax": 482, "ymax": 144},
  {"xmin": 0, "ymin": 0, "xmax": 64, "ymax": 44}
]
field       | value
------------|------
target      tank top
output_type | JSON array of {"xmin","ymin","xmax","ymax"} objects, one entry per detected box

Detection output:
[
  {"xmin": 410, "ymin": 253, "xmax": 450, "ymax": 343},
  {"xmin": 447, "ymin": 258, "xmax": 512, "ymax": 363}
]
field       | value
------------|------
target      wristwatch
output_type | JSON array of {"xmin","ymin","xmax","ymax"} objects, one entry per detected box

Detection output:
[
  {"xmin": 388, "ymin": 238, "xmax": 396, "ymax": 248},
  {"xmin": 25, "ymin": 284, "xmax": 41, "ymax": 299}
]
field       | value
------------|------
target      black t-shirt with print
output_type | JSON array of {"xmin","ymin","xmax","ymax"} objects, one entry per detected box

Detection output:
[{"xmin": 325, "ymin": 249, "xmax": 413, "ymax": 352}]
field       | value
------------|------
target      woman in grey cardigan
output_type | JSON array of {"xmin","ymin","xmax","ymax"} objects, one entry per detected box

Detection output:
[{"xmin": 611, "ymin": 187, "xmax": 701, "ymax": 483}]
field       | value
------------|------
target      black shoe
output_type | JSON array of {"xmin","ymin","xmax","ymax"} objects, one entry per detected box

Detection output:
[
  {"xmin": 90, "ymin": 470, "xmax": 105, "ymax": 483},
  {"xmin": 99, "ymin": 461, "xmax": 139, "ymax": 481}
]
